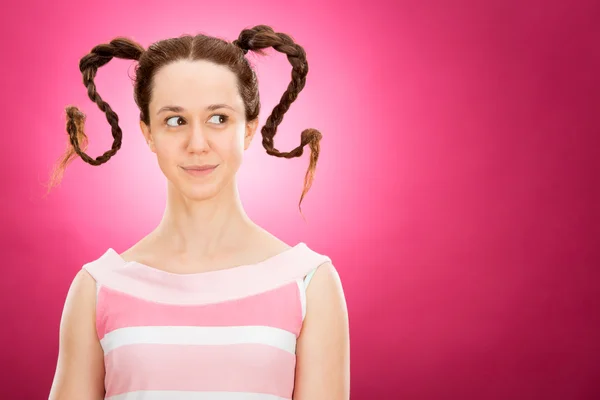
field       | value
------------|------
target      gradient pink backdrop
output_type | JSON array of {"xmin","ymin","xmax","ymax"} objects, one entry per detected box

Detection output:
[{"xmin": 1, "ymin": 0, "xmax": 599, "ymax": 398}]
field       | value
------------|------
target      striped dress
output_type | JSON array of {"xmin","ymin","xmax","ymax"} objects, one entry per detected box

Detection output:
[{"xmin": 82, "ymin": 242, "xmax": 331, "ymax": 400}]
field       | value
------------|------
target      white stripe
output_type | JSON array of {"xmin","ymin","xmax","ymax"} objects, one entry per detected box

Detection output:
[
  {"xmin": 304, "ymin": 267, "xmax": 318, "ymax": 288},
  {"xmin": 106, "ymin": 391, "xmax": 289, "ymax": 400},
  {"xmin": 96, "ymin": 282, "xmax": 101, "ymax": 301},
  {"xmin": 100, "ymin": 325, "xmax": 297, "ymax": 355},
  {"xmin": 296, "ymin": 279, "xmax": 307, "ymax": 321}
]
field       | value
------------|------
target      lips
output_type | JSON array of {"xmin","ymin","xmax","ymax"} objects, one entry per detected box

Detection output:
[{"xmin": 182, "ymin": 165, "xmax": 217, "ymax": 171}]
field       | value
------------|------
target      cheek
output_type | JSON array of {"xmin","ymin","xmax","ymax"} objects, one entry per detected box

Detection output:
[
  {"xmin": 218, "ymin": 126, "xmax": 246, "ymax": 163},
  {"xmin": 155, "ymin": 138, "xmax": 175, "ymax": 159},
  {"xmin": 215, "ymin": 138, "xmax": 242, "ymax": 170},
  {"xmin": 153, "ymin": 137, "xmax": 181, "ymax": 174}
]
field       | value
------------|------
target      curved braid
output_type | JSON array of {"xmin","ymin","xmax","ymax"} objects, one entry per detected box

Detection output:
[
  {"xmin": 66, "ymin": 38, "xmax": 145, "ymax": 166},
  {"xmin": 62, "ymin": 37, "xmax": 144, "ymax": 172},
  {"xmin": 45, "ymin": 38, "xmax": 144, "ymax": 195},
  {"xmin": 234, "ymin": 25, "xmax": 322, "ymax": 213}
]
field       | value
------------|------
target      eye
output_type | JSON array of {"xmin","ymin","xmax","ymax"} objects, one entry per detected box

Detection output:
[
  {"xmin": 208, "ymin": 114, "xmax": 229, "ymax": 125},
  {"xmin": 165, "ymin": 116, "xmax": 185, "ymax": 127}
]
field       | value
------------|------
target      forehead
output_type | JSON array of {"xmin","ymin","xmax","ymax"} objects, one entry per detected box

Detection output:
[{"xmin": 149, "ymin": 60, "xmax": 242, "ymax": 111}]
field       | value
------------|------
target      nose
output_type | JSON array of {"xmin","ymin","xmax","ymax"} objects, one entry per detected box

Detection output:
[{"xmin": 186, "ymin": 122, "xmax": 210, "ymax": 153}]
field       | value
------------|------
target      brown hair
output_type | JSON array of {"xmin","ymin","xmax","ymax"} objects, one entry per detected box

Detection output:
[{"xmin": 47, "ymin": 25, "xmax": 322, "ymax": 213}]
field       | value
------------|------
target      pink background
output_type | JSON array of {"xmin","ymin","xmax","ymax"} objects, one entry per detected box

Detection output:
[{"xmin": 1, "ymin": 0, "xmax": 599, "ymax": 398}]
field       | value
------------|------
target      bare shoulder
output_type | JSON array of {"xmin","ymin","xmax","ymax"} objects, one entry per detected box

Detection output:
[
  {"xmin": 58, "ymin": 269, "xmax": 99, "ymax": 327},
  {"xmin": 118, "ymin": 241, "xmax": 146, "ymax": 262},
  {"xmin": 48, "ymin": 269, "xmax": 105, "ymax": 399},
  {"xmin": 69, "ymin": 268, "xmax": 98, "ymax": 298},
  {"xmin": 241, "ymin": 229, "xmax": 294, "ymax": 263},
  {"xmin": 303, "ymin": 262, "xmax": 348, "ymax": 338},
  {"xmin": 294, "ymin": 261, "xmax": 350, "ymax": 400},
  {"xmin": 306, "ymin": 262, "xmax": 345, "ymax": 298},
  {"xmin": 253, "ymin": 229, "xmax": 293, "ymax": 255}
]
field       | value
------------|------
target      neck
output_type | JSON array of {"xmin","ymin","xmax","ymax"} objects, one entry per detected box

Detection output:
[{"xmin": 151, "ymin": 176, "xmax": 257, "ymax": 259}]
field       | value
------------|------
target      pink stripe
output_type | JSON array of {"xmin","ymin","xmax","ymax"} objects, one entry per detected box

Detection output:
[
  {"xmin": 96, "ymin": 283, "xmax": 303, "ymax": 339},
  {"xmin": 104, "ymin": 343, "xmax": 295, "ymax": 398}
]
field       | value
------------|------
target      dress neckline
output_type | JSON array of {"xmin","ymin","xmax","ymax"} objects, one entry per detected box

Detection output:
[{"xmin": 105, "ymin": 242, "xmax": 306, "ymax": 278}]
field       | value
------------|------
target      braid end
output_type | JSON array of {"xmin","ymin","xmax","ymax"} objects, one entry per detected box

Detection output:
[
  {"xmin": 297, "ymin": 128, "xmax": 322, "ymax": 217},
  {"xmin": 44, "ymin": 106, "xmax": 90, "ymax": 196}
]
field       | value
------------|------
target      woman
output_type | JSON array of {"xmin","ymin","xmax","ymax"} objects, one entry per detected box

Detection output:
[{"xmin": 48, "ymin": 25, "xmax": 350, "ymax": 400}]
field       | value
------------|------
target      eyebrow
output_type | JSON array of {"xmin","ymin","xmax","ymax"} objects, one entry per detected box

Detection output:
[{"xmin": 157, "ymin": 104, "xmax": 235, "ymax": 115}]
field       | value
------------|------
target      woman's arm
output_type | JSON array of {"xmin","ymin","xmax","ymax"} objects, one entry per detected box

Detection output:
[
  {"xmin": 293, "ymin": 262, "xmax": 350, "ymax": 400},
  {"xmin": 48, "ymin": 269, "xmax": 106, "ymax": 400}
]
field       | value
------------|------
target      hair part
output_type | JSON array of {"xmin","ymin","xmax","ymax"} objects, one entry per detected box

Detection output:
[{"xmin": 47, "ymin": 25, "xmax": 322, "ymax": 214}]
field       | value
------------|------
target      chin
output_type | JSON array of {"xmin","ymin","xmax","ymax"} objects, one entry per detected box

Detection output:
[
  {"xmin": 179, "ymin": 172, "xmax": 237, "ymax": 201},
  {"xmin": 179, "ymin": 181, "xmax": 222, "ymax": 201}
]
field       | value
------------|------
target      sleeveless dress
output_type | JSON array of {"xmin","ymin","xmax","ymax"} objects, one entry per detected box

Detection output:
[{"xmin": 82, "ymin": 242, "xmax": 331, "ymax": 400}]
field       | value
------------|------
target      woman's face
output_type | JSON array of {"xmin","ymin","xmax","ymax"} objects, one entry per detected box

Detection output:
[{"xmin": 140, "ymin": 60, "xmax": 258, "ymax": 201}]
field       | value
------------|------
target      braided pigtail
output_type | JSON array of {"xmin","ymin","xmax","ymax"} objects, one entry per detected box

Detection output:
[
  {"xmin": 47, "ymin": 37, "xmax": 145, "ymax": 193},
  {"xmin": 233, "ymin": 25, "xmax": 322, "ymax": 215}
]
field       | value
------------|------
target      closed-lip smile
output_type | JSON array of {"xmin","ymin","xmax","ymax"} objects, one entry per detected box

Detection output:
[{"xmin": 181, "ymin": 164, "xmax": 218, "ymax": 171}]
